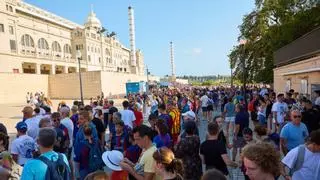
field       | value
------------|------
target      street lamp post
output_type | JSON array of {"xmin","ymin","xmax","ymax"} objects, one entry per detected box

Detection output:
[
  {"xmin": 77, "ymin": 50, "xmax": 84, "ymax": 105},
  {"xmin": 146, "ymin": 65, "xmax": 149, "ymax": 94},
  {"xmin": 240, "ymin": 39, "xmax": 247, "ymax": 105},
  {"xmin": 230, "ymin": 68, "xmax": 233, "ymax": 87}
]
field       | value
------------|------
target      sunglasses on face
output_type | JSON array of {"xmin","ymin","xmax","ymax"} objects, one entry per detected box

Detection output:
[
  {"xmin": 52, "ymin": 118, "xmax": 60, "ymax": 122},
  {"xmin": 293, "ymin": 115, "xmax": 301, "ymax": 118}
]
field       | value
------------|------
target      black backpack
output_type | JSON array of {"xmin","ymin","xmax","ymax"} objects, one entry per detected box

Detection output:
[{"xmin": 38, "ymin": 153, "xmax": 70, "ymax": 180}]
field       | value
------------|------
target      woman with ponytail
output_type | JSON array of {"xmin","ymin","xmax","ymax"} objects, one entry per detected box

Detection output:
[{"xmin": 153, "ymin": 147, "xmax": 184, "ymax": 180}]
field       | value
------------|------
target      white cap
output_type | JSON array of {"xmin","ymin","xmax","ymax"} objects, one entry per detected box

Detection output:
[{"xmin": 181, "ymin": 110, "xmax": 196, "ymax": 119}]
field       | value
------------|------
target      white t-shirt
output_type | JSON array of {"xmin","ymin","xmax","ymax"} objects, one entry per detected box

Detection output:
[
  {"xmin": 271, "ymin": 101, "xmax": 288, "ymax": 124},
  {"xmin": 282, "ymin": 146, "xmax": 320, "ymax": 180},
  {"xmin": 25, "ymin": 116, "xmax": 42, "ymax": 140},
  {"xmin": 200, "ymin": 95, "xmax": 209, "ymax": 107},
  {"xmin": 11, "ymin": 134, "xmax": 36, "ymax": 165},
  {"xmin": 120, "ymin": 109, "xmax": 136, "ymax": 129},
  {"xmin": 61, "ymin": 117, "xmax": 74, "ymax": 148}
]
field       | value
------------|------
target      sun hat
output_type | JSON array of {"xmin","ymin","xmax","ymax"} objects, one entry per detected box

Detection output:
[{"xmin": 102, "ymin": 150, "xmax": 123, "ymax": 171}]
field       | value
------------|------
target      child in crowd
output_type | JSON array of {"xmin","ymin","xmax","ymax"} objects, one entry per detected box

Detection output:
[
  {"xmin": 147, "ymin": 114, "xmax": 159, "ymax": 139},
  {"xmin": 124, "ymin": 133, "xmax": 142, "ymax": 164},
  {"xmin": 153, "ymin": 119, "xmax": 172, "ymax": 148},
  {"xmin": 102, "ymin": 150, "xmax": 128, "ymax": 180},
  {"xmin": 75, "ymin": 124, "xmax": 104, "ymax": 180},
  {"xmin": 111, "ymin": 119, "xmax": 129, "ymax": 153}
]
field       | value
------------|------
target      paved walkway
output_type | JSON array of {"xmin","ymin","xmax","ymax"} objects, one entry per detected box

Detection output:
[{"xmin": 197, "ymin": 108, "xmax": 246, "ymax": 180}]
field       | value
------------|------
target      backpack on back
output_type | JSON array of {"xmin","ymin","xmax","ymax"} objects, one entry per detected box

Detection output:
[
  {"xmin": 290, "ymin": 145, "xmax": 306, "ymax": 176},
  {"xmin": 85, "ymin": 141, "xmax": 104, "ymax": 172},
  {"xmin": 38, "ymin": 153, "xmax": 70, "ymax": 180}
]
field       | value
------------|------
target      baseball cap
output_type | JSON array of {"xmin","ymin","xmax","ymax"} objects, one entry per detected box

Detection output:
[
  {"xmin": 182, "ymin": 111, "xmax": 196, "ymax": 119},
  {"xmin": 22, "ymin": 106, "xmax": 33, "ymax": 113},
  {"xmin": 71, "ymin": 105, "xmax": 78, "ymax": 112},
  {"xmin": 59, "ymin": 106, "xmax": 70, "ymax": 114},
  {"xmin": 15, "ymin": 121, "xmax": 28, "ymax": 131}
]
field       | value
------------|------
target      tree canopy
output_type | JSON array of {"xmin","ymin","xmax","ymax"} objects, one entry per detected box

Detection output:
[{"xmin": 228, "ymin": 0, "xmax": 320, "ymax": 84}]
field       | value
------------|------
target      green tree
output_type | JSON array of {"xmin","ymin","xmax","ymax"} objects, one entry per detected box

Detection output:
[{"xmin": 229, "ymin": 0, "xmax": 320, "ymax": 84}]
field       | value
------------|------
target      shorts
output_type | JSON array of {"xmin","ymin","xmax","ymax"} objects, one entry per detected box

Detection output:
[
  {"xmin": 225, "ymin": 116, "xmax": 235, "ymax": 123},
  {"xmin": 207, "ymin": 105, "xmax": 213, "ymax": 111},
  {"xmin": 202, "ymin": 107, "xmax": 208, "ymax": 112},
  {"xmin": 233, "ymin": 137, "xmax": 246, "ymax": 148}
]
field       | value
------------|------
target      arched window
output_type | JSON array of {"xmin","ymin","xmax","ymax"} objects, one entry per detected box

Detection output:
[
  {"xmin": 64, "ymin": 44, "xmax": 71, "ymax": 54},
  {"xmin": 38, "ymin": 38, "xmax": 49, "ymax": 49},
  {"xmin": 21, "ymin": 34, "xmax": 34, "ymax": 47},
  {"xmin": 52, "ymin": 41, "xmax": 61, "ymax": 52},
  {"xmin": 105, "ymin": 48, "xmax": 111, "ymax": 56}
]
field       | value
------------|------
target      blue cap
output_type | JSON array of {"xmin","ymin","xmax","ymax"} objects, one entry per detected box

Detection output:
[{"xmin": 15, "ymin": 121, "xmax": 28, "ymax": 131}]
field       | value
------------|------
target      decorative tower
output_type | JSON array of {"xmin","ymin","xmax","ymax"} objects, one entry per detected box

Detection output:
[
  {"xmin": 128, "ymin": 6, "xmax": 137, "ymax": 74},
  {"xmin": 170, "ymin": 41, "xmax": 176, "ymax": 82}
]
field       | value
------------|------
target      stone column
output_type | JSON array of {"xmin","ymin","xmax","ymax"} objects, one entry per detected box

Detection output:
[
  {"xmin": 36, "ymin": 64, "xmax": 41, "ymax": 74},
  {"xmin": 64, "ymin": 66, "xmax": 69, "ymax": 74},
  {"xmin": 51, "ymin": 64, "xmax": 56, "ymax": 74}
]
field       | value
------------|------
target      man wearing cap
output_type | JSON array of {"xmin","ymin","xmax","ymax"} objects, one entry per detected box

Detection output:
[
  {"xmin": 11, "ymin": 121, "xmax": 36, "ymax": 166},
  {"xmin": 179, "ymin": 110, "xmax": 199, "ymax": 140},
  {"xmin": 23, "ymin": 106, "xmax": 41, "ymax": 140},
  {"xmin": 22, "ymin": 106, "xmax": 33, "ymax": 122}
]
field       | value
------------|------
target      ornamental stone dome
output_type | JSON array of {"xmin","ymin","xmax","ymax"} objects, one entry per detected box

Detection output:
[{"xmin": 84, "ymin": 9, "xmax": 101, "ymax": 29}]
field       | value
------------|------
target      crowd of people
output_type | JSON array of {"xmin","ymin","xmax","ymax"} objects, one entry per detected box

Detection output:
[{"xmin": 0, "ymin": 86, "xmax": 319, "ymax": 180}]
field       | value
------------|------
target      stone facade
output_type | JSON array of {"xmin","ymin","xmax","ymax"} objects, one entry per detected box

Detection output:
[
  {"xmin": 0, "ymin": 71, "xmax": 160, "ymax": 104},
  {"xmin": 0, "ymin": 0, "xmax": 144, "ymax": 75},
  {"xmin": 273, "ymin": 56, "xmax": 320, "ymax": 96},
  {"xmin": 0, "ymin": 73, "xmax": 48, "ymax": 104}
]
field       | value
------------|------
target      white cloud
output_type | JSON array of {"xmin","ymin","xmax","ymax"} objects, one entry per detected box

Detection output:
[{"xmin": 192, "ymin": 48, "xmax": 202, "ymax": 54}]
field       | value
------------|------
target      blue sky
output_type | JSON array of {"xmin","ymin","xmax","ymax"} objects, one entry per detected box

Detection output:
[{"xmin": 25, "ymin": 0, "xmax": 255, "ymax": 76}]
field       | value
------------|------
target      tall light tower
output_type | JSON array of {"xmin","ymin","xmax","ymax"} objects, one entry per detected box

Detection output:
[
  {"xmin": 128, "ymin": 6, "xmax": 137, "ymax": 73},
  {"xmin": 170, "ymin": 41, "xmax": 176, "ymax": 82}
]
